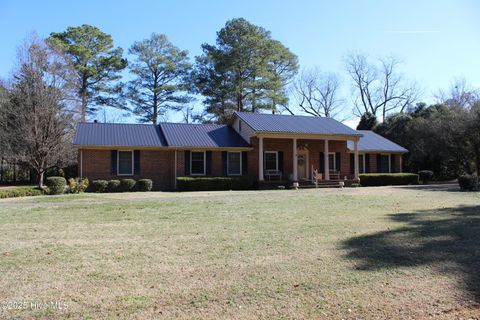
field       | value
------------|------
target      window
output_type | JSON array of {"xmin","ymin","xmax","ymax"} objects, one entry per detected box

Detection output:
[
  {"xmin": 359, "ymin": 154, "xmax": 365, "ymax": 174},
  {"xmin": 228, "ymin": 152, "xmax": 242, "ymax": 175},
  {"xmin": 379, "ymin": 154, "xmax": 391, "ymax": 173},
  {"xmin": 190, "ymin": 151, "xmax": 206, "ymax": 175},
  {"xmin": 264, "ymin": 151, "xmax": 278, "ymax": 171},
  {"xmin": 118, "ymin": 151, "xmax": 133, "ymax": 175},
  {"xmin": 328, "ymin": 153, "xmax": 336, "ymax": 171}
]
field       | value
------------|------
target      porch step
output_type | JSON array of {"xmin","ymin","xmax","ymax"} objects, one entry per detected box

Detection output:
[{"xmin": 298, "ymin": 181, "xmax": 343, "ymax": 189}]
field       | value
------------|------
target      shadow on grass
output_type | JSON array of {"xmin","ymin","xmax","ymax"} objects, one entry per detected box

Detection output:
[
  {"xmin": 342, "ymin": 205, "xmax": 480, "ymax": 301},
  {"xmin": 393, "ymin": 183, "xmax": 461, "ymax": 193}
]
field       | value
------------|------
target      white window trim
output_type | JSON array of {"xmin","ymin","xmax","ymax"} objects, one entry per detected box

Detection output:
[
  {"xmin": 117, "ymin": 150, "xmax": 134, "ymax": 176},
  {"xmin": 227, "ymin": 151, "xmax": 242, "ymax": 176},
  {"xmin": 264, "ymin": 151, "xmax": 278, "ymax": 171},
  {"xmin": 380, "ymin": 153, "xmax": 391, "ymax": 173},
  {"xmin": 328, "ymin": 152, "xmax": 336, "ymax": 171},
  {"xmin": 190, "ymin": 150, "xmax": 206, "ymax": 176}
]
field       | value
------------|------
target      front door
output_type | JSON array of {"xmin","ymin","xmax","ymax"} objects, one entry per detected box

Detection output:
[{"xmin": 297, "ymin": 150, "xmax": 308, "ymax": 180}]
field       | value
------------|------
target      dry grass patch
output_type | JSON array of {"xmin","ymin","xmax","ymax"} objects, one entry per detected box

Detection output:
[{"xmin": 0, "ymin": 185, "xmax": 479, "ymax": 319}]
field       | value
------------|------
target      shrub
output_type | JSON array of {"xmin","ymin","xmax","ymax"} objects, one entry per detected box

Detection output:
[
  {"xmin": 0, "ymin": 187, "xmax": 44, "ymax": 199},
  {"xmin": 350, "ymin": 183, "xmax": 361, "ymax": 188},
  {"xmin": 119, "ymin": 179, "xmax": 136, "ymax": 192},
  {"xmin": 176, "ymin": 176, "xmax": 254, "ymax": 191},
  {"xmin": 136, "ymin": 179, "xmax": 153, "ymax": 191},
  {"xmin": 45, "ymin": 176, "xmax": 67, "ymax": 195},
  {"xmin": 107, "ymin": 180, "xmax": 121, "ymax": 193},
  {"xmin": 68, "ymin": 178, "xmax": 89, "ymax": 193},
  {"xmin": 359, "ymin": 173, "xmax": 419, "ymax": 187},
  {"xmin": 458, "ymin": 175, "xmax": 479, "ymax": 191},
  {"xmin": 418, "ymin": 170, "xmax": 434, "ymax": 184},
  {"xmin": 90, "ymin": 180, "xmax": 108, "ymax": 193}
]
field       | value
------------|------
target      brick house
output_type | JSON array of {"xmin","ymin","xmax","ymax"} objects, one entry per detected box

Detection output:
[{"xmin": 73, "ymin": 112, "xmax": 408, "ymax": 190}]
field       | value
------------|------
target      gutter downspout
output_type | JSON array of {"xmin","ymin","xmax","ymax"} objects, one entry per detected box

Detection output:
[
  {"xmin": 80, "ymin": 149, "xmax": 83, "ymax": 178},
  {"xmin": 174, "ymin": 149, "xmax": 177, "ymax": 190}
]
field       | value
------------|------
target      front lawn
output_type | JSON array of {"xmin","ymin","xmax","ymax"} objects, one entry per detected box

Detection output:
[{"xmin": 0, "ymin": 185, "xmax": 478, "ymax": 319}]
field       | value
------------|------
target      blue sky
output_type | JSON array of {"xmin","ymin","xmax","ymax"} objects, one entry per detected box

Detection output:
[{"xmin": 0, "ymin": 0, "xmax": 479, "ymax": 125}]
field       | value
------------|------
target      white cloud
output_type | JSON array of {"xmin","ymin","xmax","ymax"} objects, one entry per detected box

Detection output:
[{"xmin": 383, "ymin": 30, "xmax": 440, "ymax": 34}]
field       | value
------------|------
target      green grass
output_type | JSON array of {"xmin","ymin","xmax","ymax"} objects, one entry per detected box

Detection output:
[{"xmin": 0, "ymin": 185, "xmax": 479, "ymax": 319}]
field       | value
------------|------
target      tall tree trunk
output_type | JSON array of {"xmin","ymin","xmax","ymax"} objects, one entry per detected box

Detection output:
[
  {"xmin": 38, "ymin": 170, "xmax": 44, "ymax": 188},
  {"xmin": 152, "ymin": 92, "xmax": 158, "ymax": 124},
  {"xmin": 80, "ymin": 76, "xmax": 88, "ymax": 122},
  {"xmin": 0, "ymin": 156, "xmax": 3, "ymax": 183},
  {"xmin": 81, "ymin": 91, "xmax": 87, "ymax": 122}
]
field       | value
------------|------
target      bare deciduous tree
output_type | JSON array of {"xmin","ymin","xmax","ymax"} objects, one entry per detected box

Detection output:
[
  {"xmin": 0, "ymin": 35, "xmax": 76, "ymax": 187},
  {"xmin": 291, "ymin": 68, "xmax": 344, "ymax": 119},
  {"xmin": 435, "ymin": 77, "xmax": 480, "ymax": 109},
  {"xmin": 345, "ymin": 53, "xmax": 418, "ymax": 121}
]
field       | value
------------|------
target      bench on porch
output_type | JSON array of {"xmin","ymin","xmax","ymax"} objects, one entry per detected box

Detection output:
[
  {"xmin": 329, "ymin": 170, "xmax": 341, "ymax": 181},
  {"xmin": 264, "ymin": 169, "xmax": 282, "ymax": 180}
]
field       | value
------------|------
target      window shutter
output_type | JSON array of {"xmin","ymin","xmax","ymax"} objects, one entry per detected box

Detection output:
[
  {"xmin": 350, "ymin": 153, "xmax": 354, "ymax": 174},
  {"xmin": 376, "ymin": 154, "xmax": 381, "ymax": 173},
  {"xmin": 278, "ymin": 151, "xmax": 284, "ymax": 173},
  {"xmin": 206, "ymin": 151, "xmax": 212, "ymax": 175},
  {"xmin": 365, "ymin": 154, "xmax": 370, "ymax": 173},
  {"xmin": 319, "ymin": 152, "xmax": 324, "ymax": 173},
  {"xmin": 134, "ymin": 150, "xmax": 140, "ymax": 175},
  {"xmin": 111, "ymin": 150, "xmax": 117, "ymax": 175},
  {"xmin": 390, "ymin": 154, "xmax": 396, "ymax": 173},
  {"xmin": 242, "ymin": 151, "xmax": 248, "ymax": 175},
  {"xmin": 184, "ymin": 151, "xmax": 190, "ymax": 175},
  {"xmin": 222, "ymin": 151, "xmax": 228, "ymax": 176},
  {"xmin": 335, "ymin": 152, "xmax": 341, "ymax": 172}
]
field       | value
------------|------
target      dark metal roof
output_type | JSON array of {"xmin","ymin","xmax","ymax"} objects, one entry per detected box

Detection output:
[
  {"xmin": 73, "ymin": 122, "xmax": 167, "ymax": 147},
  {"xmin": 160, "ymin": 123, "xmax": 250, "ymax": 148},
  {"xmin": 235, "ymin": 111, "xmax": 362, "ymax": 136},
  {"xmin": 347, "ymin": 130, "xmax": 408, "ymax": 153}
]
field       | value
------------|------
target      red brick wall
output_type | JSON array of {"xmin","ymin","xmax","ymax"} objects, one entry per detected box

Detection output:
[
  {"xmin": 363, "ymin": 153, "xmax": 402, "ymax": 173},
  {"xmin": 80, "ymin": 145, "xmax": 403, "ymax": 189},
  {"xmin": 81, "ymin": 149, "xmax": 175, "ymax": 190}
]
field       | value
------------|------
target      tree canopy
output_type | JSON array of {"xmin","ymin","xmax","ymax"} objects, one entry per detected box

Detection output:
[
  {"xmin": 48, "ymin": 24, "xmax": 127, "ymax": 121},
  {"xmin": 193, "ymin": 18, "xmax": 298, "ymax": 123},
  {"xmin": 126, "ymin": 33, "xmax": 192, "ymax": 124}
]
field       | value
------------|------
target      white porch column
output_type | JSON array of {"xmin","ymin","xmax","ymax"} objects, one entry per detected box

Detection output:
[
  {"xmin": 292, "ymin": 138, "xmax": 298, "ymax": 181},
  {"xmin": 354, "ymin": 140, "xmax": 360, "ymax": 181},
  {"xmin": 324, "ymin": 139, "xmax": 330, "ymax": 180},
  {"xmin": 259, "ymin": 137, "xmax": 264, "ymax": 181}
]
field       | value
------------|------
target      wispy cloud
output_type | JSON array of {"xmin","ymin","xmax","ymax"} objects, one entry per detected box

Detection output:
[{"xmin": 383, "ymin": 30, "xmax": 440, "ymax": 35}]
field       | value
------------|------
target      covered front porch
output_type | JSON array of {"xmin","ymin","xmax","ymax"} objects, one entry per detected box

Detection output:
[{"xmin": 255, "ymin": 134, "xmax": 361, "ymax": 185}]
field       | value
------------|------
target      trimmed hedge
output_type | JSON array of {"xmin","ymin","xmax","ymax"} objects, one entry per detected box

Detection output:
[
  {"xmin": 45, "ymin": 176, "xmax": 67, "ymax": 195},
  {"xmin": 107, "ymin": 180, "xmax": 121, "ymax": 193},
  {"xmin": 418, "ymin": 170, "xmax": 434, "ymax": 184},
  {"xmin": 136, "ymin": 179, "xmax": 153, "ymax": 191},
  {"xmin": 119, "ymin": 179, "xmax": 136, "ymax": 192},
  {"xmin": 90, "ymin": 180, "xmax": 108, "ymax": 193},
  {"xmin": 177, "ymin": 176, "xmax": 254, "ymax": 191},
  {"xmin": 0, "ymin": 186, "xmax": 44, "ymax": 199},
  {"xmin": 359, "ymin": 173, "xmax": 419, "ymax": 187},
  {"xmin": 458, "ymin": 175, "xmax": 479, "ymax": 191}
]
